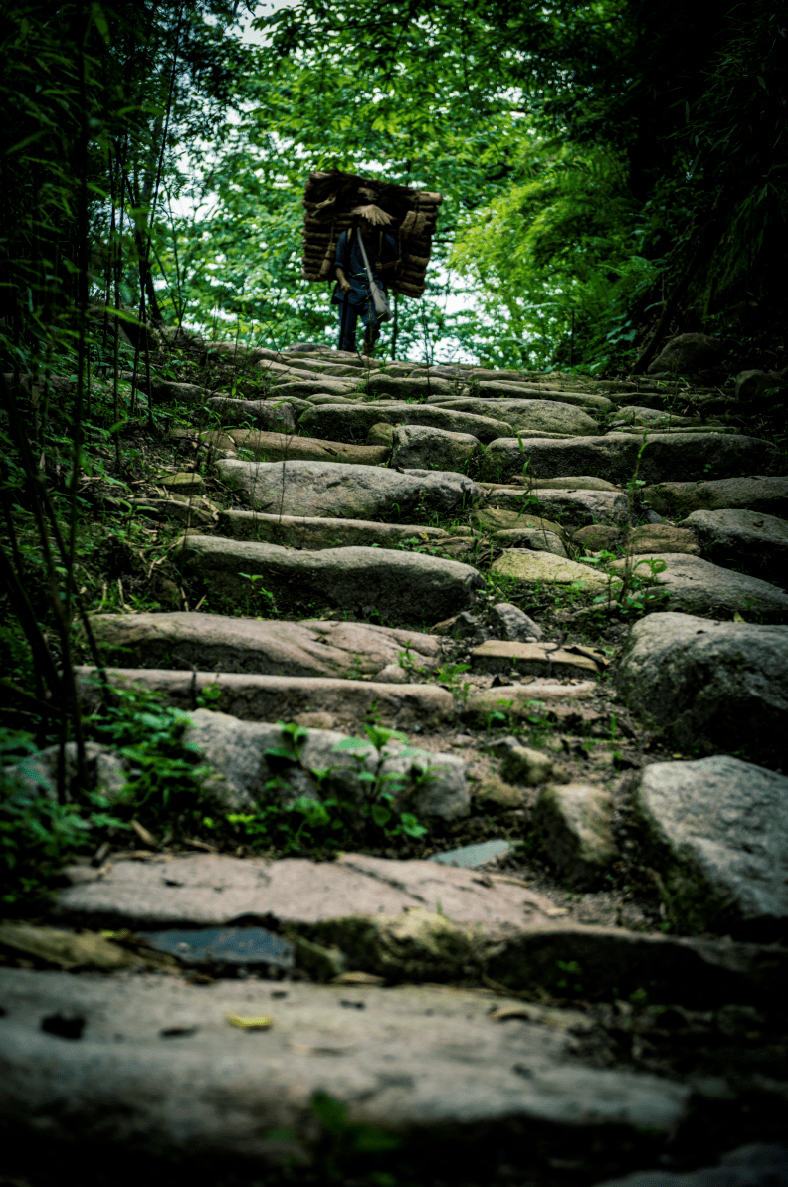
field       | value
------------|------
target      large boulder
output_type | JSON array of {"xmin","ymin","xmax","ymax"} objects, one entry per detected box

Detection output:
[
  {"xmin": 681, "ymin": 508, "xmax": 788, "ymax": 584},
  {"xmin": 610, "ymin": 553, "xmax": 788, "ymax": 622},
  {"xmin": 180, "ymin": 536, "xmax": 484, "ymax": 623},
  {"xmin": 390, "ymin": 424, "xmax": 480, "ymax": 472},
  {"xmin": 634, "ymin": 756, "xmax": 788, "ymax": 938},
  {"xmin": 298, "ymin": 402, "xmax": 509, "ymax": 444},
  {"xmin": 214, "ymin": 459, "xmax": 479, "ymax": 520},
  {"xmin": 617, "ymin": 612, "xmax": 788, "ymax": 767},
  {"xmin": 433, "ymin": 398, "xmax": 600, "ymax": 437},
  {"xmin": 480, "ymin": 434, "xmax": 782, "ymax": 486},
  {"xmin": 642, "ymin": 477, "xmax": 788, "ymax": 520},
  {"xmin": 89, "ymin": 612, "xmax": 442, "ymax": 678},
  {"xmin": 646, "ymin": 333, "xmax": 722, "ymax": 376}
]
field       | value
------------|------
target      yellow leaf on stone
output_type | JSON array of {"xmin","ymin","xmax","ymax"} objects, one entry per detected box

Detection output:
[
  {"xmin": 733, "ymin": 612, "xmax": 745, "ymax": 622},
  {"xmin": 226, "ymin": 1012, "xmax": 272, "ymax": 1030}
]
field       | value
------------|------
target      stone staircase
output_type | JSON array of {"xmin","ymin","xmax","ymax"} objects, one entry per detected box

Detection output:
[{"xmin": 3, "ymin": 347, "xmax": 788, "ymax": 1185}]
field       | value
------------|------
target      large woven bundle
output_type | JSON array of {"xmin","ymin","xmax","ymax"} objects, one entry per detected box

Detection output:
[{"xmin": 301, "ymin": 170, "xmax": 442, "ymax": 298}]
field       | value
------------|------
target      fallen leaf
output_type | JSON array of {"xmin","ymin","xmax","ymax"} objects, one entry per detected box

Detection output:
[{"xmin": 226, "ymin": 1012, "xmax": 272, "ymax": 1030}]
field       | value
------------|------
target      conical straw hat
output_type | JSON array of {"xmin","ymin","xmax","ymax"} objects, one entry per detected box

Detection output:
[{"xmin": 350, "ymin": 203, "xmax": 394, "ymax": 226}]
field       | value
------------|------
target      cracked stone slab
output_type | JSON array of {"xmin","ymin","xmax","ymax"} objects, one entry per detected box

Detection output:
[
  {"xmin": 87, "ymin": 612, "xmax": 442, "ymax": 679},
  {"xmin": 52, "ymin": 852, "xmax": 560, "ymax": 932},
  {"xmin": 180, "ymin": 536, "xmax": 484, "ymax": 623},
  {"xmin": 0, "ymin": 968, "xmax": 691, "ymax": 1170},
  {"xmin": 470, "ymin": 640, "xmax": 600, "ymax": 679},
  {"xmin": 77, "ymin": 667, "xmax": 455, "ymax": 730}
]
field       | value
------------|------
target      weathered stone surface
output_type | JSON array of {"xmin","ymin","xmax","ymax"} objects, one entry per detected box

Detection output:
[
  {"xmin": 215, "ymin": 459, "xmax": 478, "ymax": 520},
  {"xmin": 434, "ymin": 398, "xmax": 600, "ymax": 437},
  {"xmin": 0, "ymin": 969, "xmax": 692, "ymax": 1174},
  {"xmin": 270, "ymin": 376, "xmax": 358, "ymax": 400},
  {"xmin": 180, "ymin": 536, "xmax": 484, "ymax": 623},
  {"xmin": 642, "ymin": 476, "xmax": 788, "ymax": 520},
  {"xmin": 0, "ymin": 923, "xmax": 137, "ymax": 971},
  {"xmin": 628, "ymin": 523, "xmax": 700, "ymax": 555},
  {"xmin": 573, "ymin": 525, "xmax": 622, "ymax": 551},
  {"xmin": 491, "ymin": 603, "xmax": 544, "ymax": 641},
  {"xmin": 473, "ymin": 506, "xmax": 565, "ymax": 535},
  {"xmin": 366, "ymin": 421, "xmax": 395, "ymax": 446},
  {"xmin": 610, "ymin": 553, "xmax": 788, "ymax": 622},
  {"xmin": 480, "ymin": 433, "xmax": 781, "ymax": 486},
  {"xmin": 635, "ymin": 756, "xmax": 788, "ymax": 938},
  {"xmin": 78, "ymin": 667, "xmax": 455, "ymax": 731},
  {"xmin": 203, "ymin": 428, "xmax": 388, "ymax": 466},
  {"xmin": 431, "ymin": 839, "xmax": 512, "ymax": 868},
  {"xmin": 533, "ymin": 785, "xmax": 617, "ymax": 886},
  {"xmin": 492, "ymin": 527, "xmax": 568, "ymax": 557},
  {"xmin": 647, "ymin": 333, "xmax": 721, "ymax": 376},
  {"xmin": 473, "ymin": 379, "xmax": 613, "ymax": 412},
  {"xmin": 174, "ymin": 710, "xmax": 471, "ymax": 820},
  {"xmin": 390, "ymin": 424, "xmax": 480, "ymax": 471},
  {"xmin": 491, "ymin": 549, "xmax": 618, "ymax": 591},
  {"xmin": 89, "ymin": 612, "xmax": 442, "ymax": 678},
  {"xmin": 530, "ymin": 476, "xmax": 619, "ymax": 491},
  {"xmin": 151, "ymin": 380, "xmax": 210, "ymax": 404},
  {"xmin": 471, "ymin": 640, "xmax": 599, "ymax": 679},
  {"xmin": 216, "ymin": 509, "xmax": 449, "ymax": 549},
  {"xmin": 365, "ymin": 373, "xmax": 455, "ymax": 400},
  {"xmin": 477, "ymin": 485, "xmax": 629, "ymax": 527},
  {"xmin": 489, "ymin": 737, "xmax": 568, "ymax": 787},
  {"xmin": 54, "ymin": 851, "xmax": 556, "ymax": 931},
  {"xmin": 617, "ymin": 612, "xmax": 788, "ymax": 766},
  {"xmin": 156, "ymin": 471, "xmax": 206, "ymax": 495},
  {"xmin": 205, "ymin": 396, "xmax": 297, "ymax": 431},
  {"xmin": 123, "ymin": 495, "xmax": 218, "ymax": 527},
  {"xmin": 592, "ymin": 1144, "xmax": 788, "ymax": 1187},
  {"xmin": 299, "ymin": 401, "xmax": 510, "ymax": 444},
  {"xmin": 681, "ymin": 508, "xmax": 788, "ymax": 583},
  {"xmin": 609, "ymin": 406, "xmax": 703, "ymax": 429}
]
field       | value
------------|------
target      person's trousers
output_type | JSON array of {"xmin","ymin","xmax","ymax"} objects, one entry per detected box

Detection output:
[{"xmin": 338, "ymin": 298, "xmax": 382, "ymax": 352}]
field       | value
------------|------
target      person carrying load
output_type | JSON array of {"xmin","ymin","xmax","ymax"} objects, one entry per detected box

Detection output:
[{"xmin": 332, "ymin": 204, "xmax": 408, "ymax": 357}]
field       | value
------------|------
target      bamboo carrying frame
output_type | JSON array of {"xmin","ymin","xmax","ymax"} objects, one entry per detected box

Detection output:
[{"xmin": 301, "ymin": 169, "xmax": 442, "ymax": 298}]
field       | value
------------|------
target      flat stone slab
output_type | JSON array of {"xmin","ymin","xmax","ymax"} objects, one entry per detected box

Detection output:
[
  {"xmin": 77, "ymin": 668, "xmax": 455, "ymax": 731},
  {"xmin": 480, "ymin": 434, "xmax": 782, "ymax": 486},
  {"xmin": 0, "ymin": 969, "xmax": 691, "ymax": 1173},
  {"xmin": 215, "ymin": 458, "xmax": 478, "ymax": 520},
  {"xmin": 681, "ymin": 508, "xmax": 788, "ymax": 584},
  {"xmin": 298, "ymin": 401, "xmax": 511, "ymax": 444},
  {"xmin": 473, "ymin": 506, "xmax": 565, "ymax": 535},
  {"xmin": 364, "ymin": 373, "xmax": 455, "ymax": 399},
  {"xmin": 628, "ymin": 523, "xmax": 700, "ymax": 555},
  {"xmin": 180, "ymin": 536, "xmax": 484, "ymax": 623},
  {"xmin": 205, "ymin": 396, "xmax": 298, "ymax": 431},
  {"xmin": 618, "ymin": 612, "xmax": 788, "ymax": 767},
  {"xmin": 269, "ymin": 376, "xmax": 359, "ymax": 399},
  {"xmin": 215, "ymin": 509, "xmax": 449, "ymax": 549},
  {"xmin": 433, "ymin": 397, "xmax": 600, "ymax": 436},
  {"xmin": 611, "ymin": 553, "xmax": 788, "ymax": 622},
  {"xmin": 492, "ymin": 527, "xmax": 568, "ymax": 557},
  {"xmin": 473, "ymin": 379, "xmax": 614, "ymax": 412},
  {"xmin": 642, "ymin": 476, "xmax": 788, "ymax": 520},
  {"xmin": 202, "ymin": 428, "xmax": 388, "ymax": 466},
  {"xmin": 635, "ymin": 756, "xmax": 788, "ymax": 938},
  {"xmin": 471, "ymin": 641, "xmax": 599, "ymax": 679},
  {"xmin": 491, "ymin": 549, "xmax": 618, "ymax": 591},
  {"xmin": 54, "ymin": 852, "xmax": 560, "ymax": 931},
  {"xmin": 88, "ymin": 612, "xmax": 442, "ymax": 678},
  {"xmin": 431, "ymin": 839, "xmax": 512, "ymax": 868}
]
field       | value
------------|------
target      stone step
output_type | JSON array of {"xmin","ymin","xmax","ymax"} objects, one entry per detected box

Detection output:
[
  {"xmin": 215, "ymin": 458, "xmax": 478, "ymax": 520},
  {"xmin": 216, "ymin": 508, "xmax": 450, "ymax": 549},
  {"xmin": 470, "ymin": 380, "xmax": 615, "ymax": 412},
  {"xmin": 298, "ymin": 401, "xmax": 513, "ymax": 444},
  {"xmin": 77, "ymin": 667, "xmax": 454, "ymax": 730},
  {"xmin": 481, "ymin": 432, "xmax": 783, "ymax": 486},
  {"xmin": 0, "ymin": 965, "xmax": 696, "ymax": 1175},
  {"xmin": 430, "ymin": 396, "xmax": 602, "ymax": 436},
  {"xmin": 643, "ymin": 475, "xmax": 788, "ymax": 520},
  {"xmin": 202, "ymin": 428, "xmax": 388, "ymax": 465},
  {"xmin": 87, "ymin": 611, "xmax": 442, "ymax": 679},
  {"xmin": 490, "ymin": 550, "xmax": 617, "ymax": 592},
  {"xmin": 470, "ymin": 640, "xmax": 601, "ymax": 679},
  {"xmin": 389, "ymin": 424, "xmax": 481, "ymax": 471},
  {"xmin": 610, "ymin": 552, "xmax": 788, "ymax": 622},
  {"xmin": 206, "ymin": 394, "xmax": 311, "ymax": 424},
  {"xmin": 479, "ymin": 486, "xmax": 631, "ymax": 528},
  {"xmin": 50, "ymin": 851, "xmax": 786, "ymax": 1003},
  {"xmin": 269, "ymin": 376, "xmax": 360, "ymax": 400},
  {"xmin": 180, "ymin": 535, "xmax": 484, "ymax": 623},
  {"xmin": 618, "ymin": 611, "xmax": 788, "ymax": 769}
]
